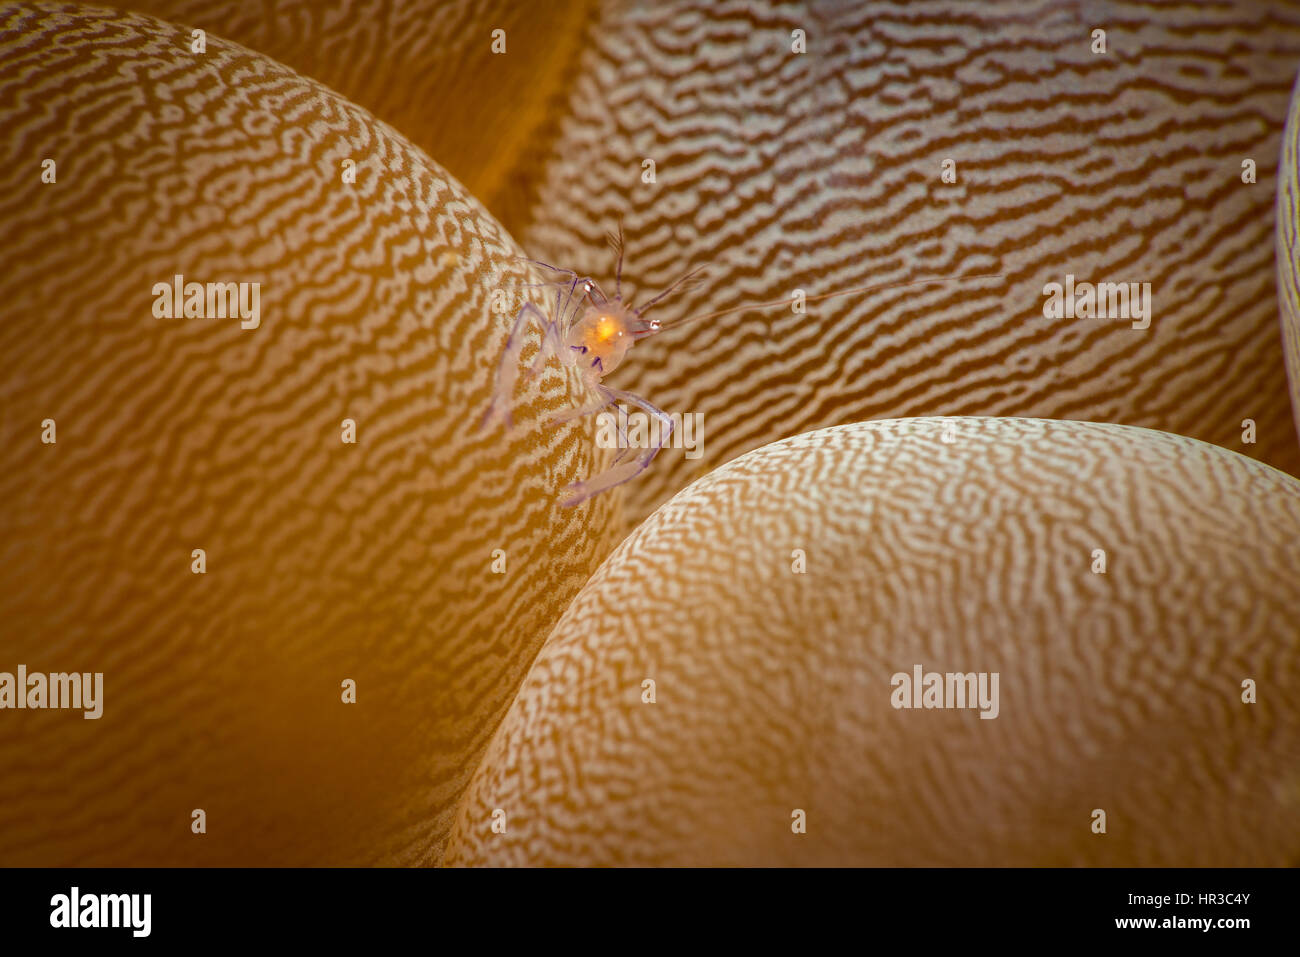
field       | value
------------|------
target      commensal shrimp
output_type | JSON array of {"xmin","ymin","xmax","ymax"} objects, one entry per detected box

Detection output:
[{"xmin": 481, "ymin": 226, "xmax": 1003, "ymax": 507}]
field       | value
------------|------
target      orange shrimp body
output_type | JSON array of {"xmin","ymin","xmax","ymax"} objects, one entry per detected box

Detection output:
[{"xmin": 566, "ymin": 303, "xmax": 641, "ymax": 380}]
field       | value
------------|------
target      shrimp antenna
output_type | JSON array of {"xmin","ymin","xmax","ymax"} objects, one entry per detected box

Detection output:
[
  {"xmin": 606, "ymin": 221, "xmax": 625, "ymax": 299},
  {"xmin": 636, "ymin": 265, "xmax": 709, "ymax": 315},
  {"xmin": 657, "ymin": 271, "xmax": 1007, "ymax": 332}
]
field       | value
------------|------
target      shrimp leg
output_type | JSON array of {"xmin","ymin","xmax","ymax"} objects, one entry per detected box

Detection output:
[
  {"xmin": 559, "ymin": 386, "xmax": 674, "ymax": 507},
  {"xmin": 517, "ymin": 275, "xmax": 606, "ymax": 336},
  {"xmin": 551, "ymin": 392, "xmax": 637, "ymax": 466},
  {"xmin": 480, "ymin": 301, "xmax": 566, "ymax": 432},
  {"xmin": 517, "ymin": 259, "xmax": 611, "ymax": 308}
]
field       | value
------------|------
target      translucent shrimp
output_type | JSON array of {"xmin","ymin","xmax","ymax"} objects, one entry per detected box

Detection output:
[
  {"xmin": 481, "ymin": 226, "xmax": 1003, "ymax": 507},
  {"xmin": 480, "ymin": 225, "xmax": 704, "ymax": 507}
]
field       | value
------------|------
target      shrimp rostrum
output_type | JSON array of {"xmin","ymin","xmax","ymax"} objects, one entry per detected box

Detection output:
[{"xmin": 480, "ymin": 226, "xmax": 704, "ymax": 508}]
